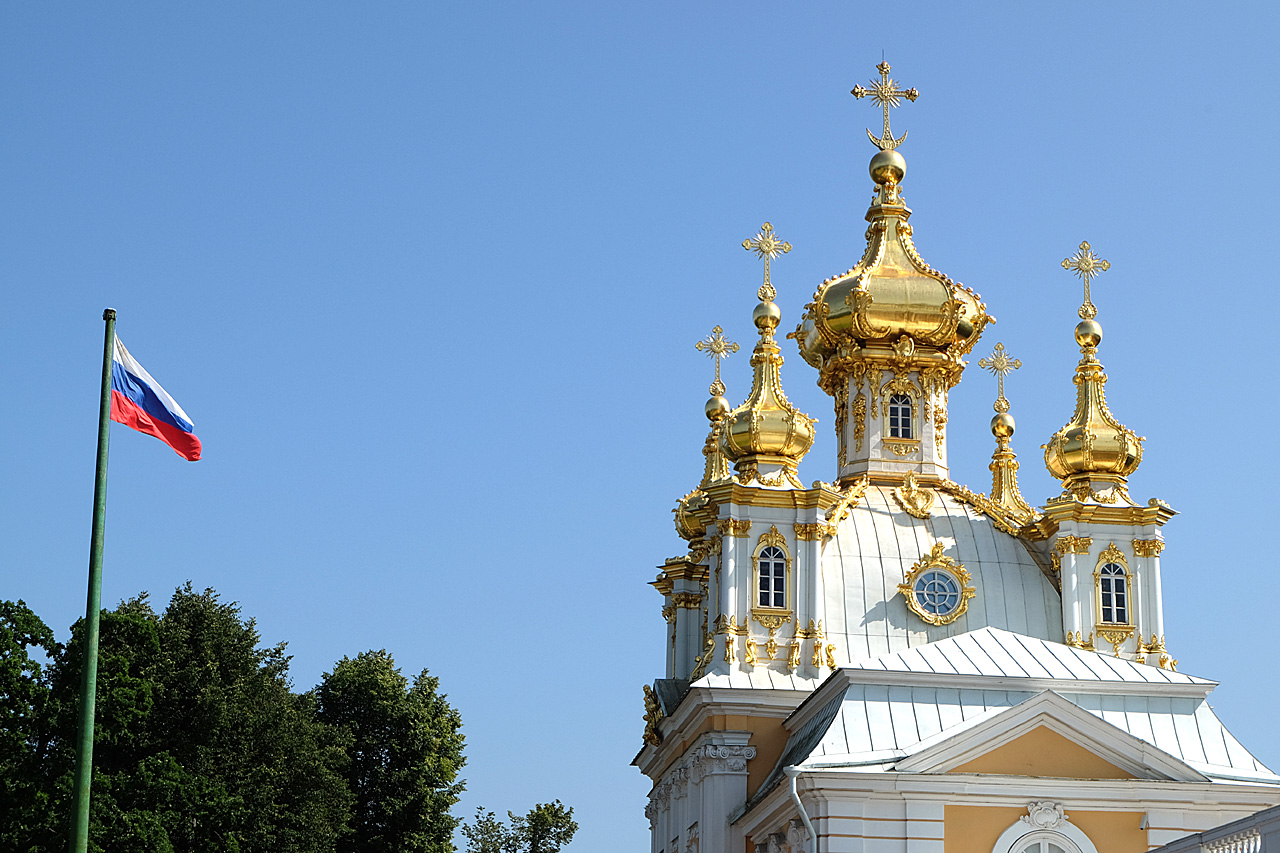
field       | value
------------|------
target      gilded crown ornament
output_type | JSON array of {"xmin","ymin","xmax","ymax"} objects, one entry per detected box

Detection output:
[
  {"xmin": 1061, "ymin": 241, "xmax": 1111, "ymax": 320},
  {"xmin": 695, "ymin": 325, "xmax": 739, "ymax": 397},
  {"xmin": 1043, "ymin": 244, "xmax": 1144, "ymax": 501},
  {"xmin": 851, "ymin": 61, "xmax": 919, "ymax": 151},
  {"xmin": 742, "ymin": 222, "xmax": 792, "ymax": 302}
]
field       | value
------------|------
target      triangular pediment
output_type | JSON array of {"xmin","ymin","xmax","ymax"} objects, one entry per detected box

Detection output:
[{"xmin": 895, "ymin": 691, "xmax": 1208, "ymax": 782}]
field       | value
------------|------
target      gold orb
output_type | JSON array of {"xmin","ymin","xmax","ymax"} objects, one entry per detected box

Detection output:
[
  {"xmin": 991, "ymin": 412, "xmax": 1015, "ymax": 438},
  {"xmin": 1075, "ymin": 319, "xmax": 1103, "ymax": 348},
  {"xmin": 869, "ymin": 149, "xmax": 906, "ymax": 186},
  {"xmin": 706, "ymin": 395, "xmax": 730, "ymax": 420},
  {"xmin": 753, "ymin": 300, "xmax": 781, "ymax": 331}
]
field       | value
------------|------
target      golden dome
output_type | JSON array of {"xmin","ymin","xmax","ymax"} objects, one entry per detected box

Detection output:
[
  {"xmin": 720, "ymin": 294, "xmax": 816, "ymax": 488},
  {"xmin": 1043, "ymin": 319, "xmax": 1144, "ymax": 494},
  {"xmin": 793, "ymin": 146, "xmax": 991, "ymax": 391}
]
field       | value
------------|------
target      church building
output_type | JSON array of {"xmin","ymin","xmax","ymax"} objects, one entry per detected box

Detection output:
[{"xmin": 635, "ymin": 63, "xmax": 1280, "ymax": 853}]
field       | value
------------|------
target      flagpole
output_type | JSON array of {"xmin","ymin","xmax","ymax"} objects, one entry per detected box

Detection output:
[{"xmin": 68, "ymin": 308, "xmax": 116, "ymax": 853}]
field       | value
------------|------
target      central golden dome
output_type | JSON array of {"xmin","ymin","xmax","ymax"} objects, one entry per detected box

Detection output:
[{"xmin": 793, "ymin": 148, "xmax": 991, "ymax": 393}]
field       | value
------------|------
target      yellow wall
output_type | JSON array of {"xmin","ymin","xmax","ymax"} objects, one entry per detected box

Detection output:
[
  {"xmin": 950, "ymin": 726, "xmax": 1134, "ymax": 779},
  {"xmin": 946, "ymin": 806, "xmax": 1147, "ymax": 853},
  {"xmin": 657, "ymin": 713, "xmax": 788, "ymax": 798}
]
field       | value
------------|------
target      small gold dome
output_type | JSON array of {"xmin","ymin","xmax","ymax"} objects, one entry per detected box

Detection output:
[
  {"xmin": 1043, "ymin": 319, "xmax": 1144, "ymax": 493},
  {"xmin": 721, "ymin": 297, "xmax": 815, "ymax": 488}
]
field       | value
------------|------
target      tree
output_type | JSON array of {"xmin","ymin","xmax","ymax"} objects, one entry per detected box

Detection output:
[
  {"xmin": 0, "ymin": 600, "xmax": 59, "ymax": 852},
  {"xmin": 317, "ymin": 649, "xmax": 466, "ymax": 853},
  {"xmin": 42, "ymin": 586, "xmax": 352, "ymax": 853},
  {"xmin": 461, "ymin": 801, "xmax": 578, "ymax": 853}
]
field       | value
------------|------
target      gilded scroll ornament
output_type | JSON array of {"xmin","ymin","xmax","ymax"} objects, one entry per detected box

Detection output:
[
  {"xmin": 882, "ymin": 439, "xmax": 920, "ymax": 458},
  {"xmin": 723, "ymin": 635, "xmax": 735, "ymax": 663},
  {"xmin": 898, "ymin": 542, "xmax": 976, "ymax": 626},
  {"xmin": 642, "ymin": 685, "xmax": 664, "ymax": 747},
  {"xmin": 893, "ymin": 471, "xmax": 935, "ymax": 519},
  {"xmin": 811, "ymin": 641, "xmax": 823, "ymax": 668},
  {"xmin": 758, "ymin": 524, "xmax": 787, "ymax": 550},
  {"xmin": 1132, "ymin": 538, "xmax": 1165, "ymax": 557},
  {"xmin": 672, "ymin": 592, "xmax": 703, "ymax": 609},
  {"xmin": 794, "ymin": 619, "xmax": 824, "ymax": 639},
  {"xmin": 787, "ymin": 640, "xmax": 801, "ymax": 671},
  {"xmin": 1055, "ymin": 535, "xmax": 1093, "ymax": 555},
  {"xmin": 745, "ymin": 638, "xmax": 758, "ymax": 667},
  {"xmin": 1065, "ymin": 631, "xmax": 1095, "ymax": 651},
  {"xmin": 1096, "ymin": 541, "xmax": 1128, "ymax": 570},
  {"xmin": 1097, "ymin": 625, "xmax": 1135, "ymax": 657},
  {"xmin": 825, "ymin": 476, "xmax": 870, "ymax": 529},
  {"xmin": 793, "ymin": 523, "xmax": 827, "ymax": 541},
  {"xmin": 720, "ymin": 518, "xmax": 752, "ymax": 538},
  {"xmin": 825, "ymin": 643, "xmax": 837, "ymax": 670},
  {"xmin": 851, "ymin": 60, "xmax": 919, "ymax": 151},
  {"xmin": 689, "ymin": 634, "xmax": 715, "ymax": 681},
  {"xmin": 852, "ymin": 390, "xmax": 866, "ymax": 453}
]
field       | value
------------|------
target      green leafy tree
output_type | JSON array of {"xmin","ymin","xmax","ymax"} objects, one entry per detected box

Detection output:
[
  {"xmin": 0, "ymin": 600, "xmax": 60, "ymax": 852},
  {"xmin": 44, "ymin": 586, "xmax": 353, "ymax": 853},
  {"xmin": 317, "ymin": 649, "xmax": 465, "ymax": 853},
  {"xmin": 461, "ymin": 801, "xmax": 578, "ymax": 853}
]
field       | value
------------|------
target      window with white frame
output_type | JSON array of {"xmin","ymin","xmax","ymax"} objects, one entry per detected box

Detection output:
[
  {"xmin": 756, "ymin": 546, "xmax": 786, "ymax": 609},
  {"xmin": 888, "ymin": 393, "xmax": 913, "ymax": 439},
  {"xmin": 1098, "ymin": 562, "xmax": 1128, "ymax": 624}
]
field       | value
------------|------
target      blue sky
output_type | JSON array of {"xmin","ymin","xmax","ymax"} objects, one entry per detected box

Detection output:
[{"xmin": 4, "ymin": 4, "xmax": 1279, "ymax": 849}]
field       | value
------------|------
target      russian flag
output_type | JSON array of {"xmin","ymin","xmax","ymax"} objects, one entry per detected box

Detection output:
[{"xmin": 109, "ymin": 336, "xmax": 202, "ymax": 461}]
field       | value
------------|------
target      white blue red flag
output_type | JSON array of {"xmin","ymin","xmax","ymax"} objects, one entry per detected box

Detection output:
[{"xmin": 109, "ymin": 336, "xmax": 202, "ymax": 461}]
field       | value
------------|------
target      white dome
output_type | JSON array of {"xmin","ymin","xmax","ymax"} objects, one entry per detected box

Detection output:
[{"xmin": 823, "ymin": 485, "xmax": 1062, "ymax": 663}]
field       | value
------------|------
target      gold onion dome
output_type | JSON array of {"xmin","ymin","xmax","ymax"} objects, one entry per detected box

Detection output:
[
  {"xmin": 1043, "ymin": 243, "xmax": 1144, "ymax": 497},
  {"xmin": 720, "ymin": 295, "xmax": 816, "ymax": 487},
  {"xmin": 793, "ymin": 67, "xmax": 990, "ymax": 395},
  {"xmin": 720, "ymin": 224, "xmax": 816, "ymax": 488}
]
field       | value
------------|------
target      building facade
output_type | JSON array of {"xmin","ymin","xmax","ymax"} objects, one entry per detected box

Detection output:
[{"xmin": 635, "ymin": 63, "xmax": 1280, "ymax": 853}]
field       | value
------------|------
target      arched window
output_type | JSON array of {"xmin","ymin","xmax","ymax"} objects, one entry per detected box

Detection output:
[
  {"xmin": 757, "ymin": 545, "xmax": 786, "ymax": 609},
  {"xmin": 1098, "ymin": 562, "xmax": 1128, "ymax": 624},
  {"xmin": 1012, "ymin": 833, "xmax": 1082, "ymax": 853},
  {"xmin": 888, "ymin": 394, "xmax": 913, "ymax": 439}
]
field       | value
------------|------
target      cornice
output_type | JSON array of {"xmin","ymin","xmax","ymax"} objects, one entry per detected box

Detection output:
[{"xmin": 701, "ymin": 480, "xmax": 845, "ymax": 512}]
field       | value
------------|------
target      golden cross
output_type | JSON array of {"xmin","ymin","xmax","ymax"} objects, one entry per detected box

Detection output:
[
  {"xmin": 1061, "ymin": 241, "xmax": 1111, "ymax": 320},
  {"xmin": 978, "ymin": 342, "xmax": 1022, "ymax": 414},
  {"xmin": 742, "ymin": 222, "xmax": 791, "ymax": 302},
  {"xmin": 695, "ymin": 325, "xmax": 739, "ymax": 396},
  {"xmin": 851, "ymin": 61, "xmax": 919, "ymax": 151}
]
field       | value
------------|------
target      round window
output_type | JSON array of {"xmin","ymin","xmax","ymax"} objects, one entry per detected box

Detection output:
[{"xmin": 914, "ymin": 569, "xmax": 961, "ymax": 616}]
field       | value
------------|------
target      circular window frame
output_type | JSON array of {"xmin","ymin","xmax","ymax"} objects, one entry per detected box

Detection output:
[{"xmin": 898, "ymin": 542, "xmax": 976, "ymax": 626}]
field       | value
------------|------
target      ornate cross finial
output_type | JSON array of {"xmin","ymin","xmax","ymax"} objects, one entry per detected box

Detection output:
[
  {"xmin": 742, "ymin": 222, "xmax": 791, "ymax": 302},
  {"xmin": 851, "ymin": 61, "xmax": 919, "ymax": 151},
  {"xmin": 695, "ymin": 325, "xmax": 739, "ymax": 396},
  {"xmin": 1061, "ymin": 241, "xmax": 1111, "ymax": 320},
  {"xmin": 978, "ymin": 342, "xmax": 1022, "ymax": 413}
]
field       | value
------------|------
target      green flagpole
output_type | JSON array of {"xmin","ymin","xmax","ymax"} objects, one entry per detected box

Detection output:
[{"xmin": 68, "ymin": 308, "xmax": 116, "ymax": 853}]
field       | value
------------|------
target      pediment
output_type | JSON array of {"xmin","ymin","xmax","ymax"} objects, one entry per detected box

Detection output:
[{"xmin": 895, "ymin": 690, "xmax": 1208, "ymax": 782}]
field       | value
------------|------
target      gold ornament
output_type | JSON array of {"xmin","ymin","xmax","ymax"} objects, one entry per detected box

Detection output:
[
  {"xmin": 893, "ymin": 471, "xmax": 935, "ymax": 519},
  {"xmin": 642, "ymin": 685, "xmax": 664, "ymax": 747},
  {"xmin": 1061, "ymin": 241, "xmax": 1111, "ymax": 320},
  {"xmin": 898, "ymin": 542, "xmax": 976, "ymax": 626},
  {"xmin": 979, "ymin": 342, "xmax": 1022, "ymax": 415},
  {"xmin": 851, "ymin": 60, "xmax": 919, "ymax": 151},
  {"xmin": 742, "ymin": 222, "xmax": 792, "ymax": 302},
  {"xmin": 696, "ymin": 325, "xmax": 740, "ymax": 397}
]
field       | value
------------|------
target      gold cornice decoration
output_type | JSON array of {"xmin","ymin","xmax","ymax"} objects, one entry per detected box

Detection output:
[
  {"xmin": 794, "ymin": 522, "xmax": 826, "ymax": 541},
  {"xmin": 1132, "ymin": 538, "xmax": 1165, "ymax": 557},
  {"xmin": 893, "ymin": 471, "xmax": 935, "ymax": 519},
  {"xmin": 719, "ymin": 518, "xmax": 752, "ymax": 538},
  {"xmin": 689, "ymin": 634, "xmax": 715, "ymax": 681},
  {"xmin": 752, "ymin": 612, "xmax": 791, "ymax": 660},
  {"xmin": 898, "ymin": 542, "xmax": 976, "ymax": 626},
  {"xmin": 937, "ymin": 479, "xmax": 1032, "ymax": 538},
  {"xmin": 1055, "ymin": 535, "xmax": 1093, "ymax": 556},
  {"xmin": 713, "ymin": 614, "xmax": 749, "ymax": 636},
  {"xmin": 794, "ymin": 619, "xmax": 824, "ymax": 639},
  {"xmin": 787, "ymin": 640, "xmax": 802, "ymax": 671},
  {"xmin": 1140, "ymin": 634, "xmax": 1178, "ymax": 671},
  {"xmin": 825, "ymin": 643, "xmax": 838, "ymax": 670},
  {"xmin": 721, "ymin": 223, "xmax": 816, "ymax": 487},
  {"xmin": 823, "ymin": 475, "xmax": 871, "ymax": 532},
  {"xmin": 1044, "ymin": 243, "xmax": 1145, "ymax": 494},
  {"xmin": 642, "ymin": 685, "xmax": 664, "ymax": 747},
  {"xmin": 672, "ymin": 592, "xmax": 703, "ymax": 609},
  {"xmin": 851, "ymin": 60, "xmax": 919, "ymax": 152}
]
